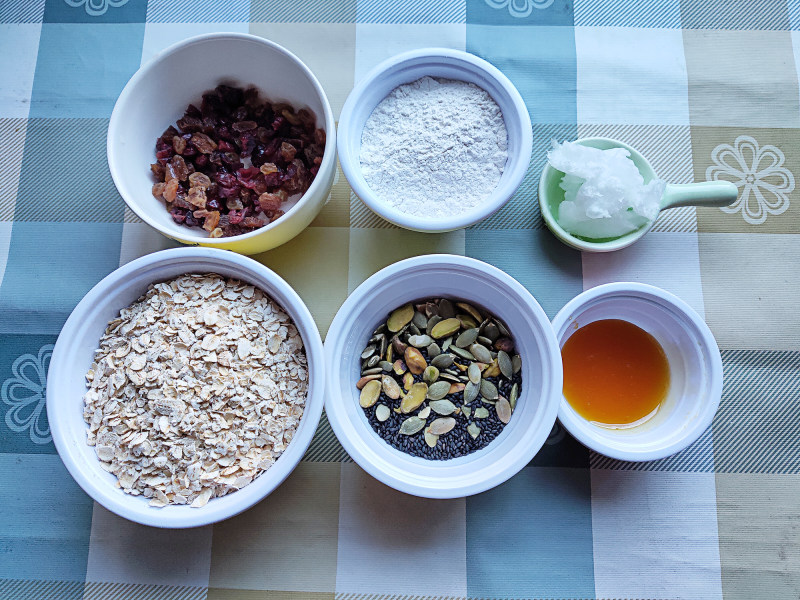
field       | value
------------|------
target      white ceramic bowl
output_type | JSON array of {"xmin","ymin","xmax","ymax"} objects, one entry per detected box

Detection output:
[
  {"xmin": 47, "ymin": 248, "xmax": 325, "ymax": 528},
  {"xmin": 324, "ymin": 255, "xmax": 561, "ymax": 498},
  {"xmin": 108, "ymin": 33, "xmax": 337, "ymax": 255},
  {"xmin": 551, "ymin": 283, "xmax": 723, "ymax": 462},
  {"xmin": 337, "ymin": 48, "xmax": 533, "ymax": 232}
]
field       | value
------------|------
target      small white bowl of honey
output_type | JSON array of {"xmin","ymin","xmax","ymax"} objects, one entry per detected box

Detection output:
[{"xmin": 551, "ymin": 282, "xmax": 723, "ymax": 462}]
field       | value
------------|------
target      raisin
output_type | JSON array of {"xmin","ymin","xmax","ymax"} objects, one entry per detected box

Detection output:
[
  {"xmin": 176, "ymin": 116, "xmax": 203, "ymax": 133},
  {"xmin": 188, "ymin": 172, "xmax": 211, "ymax": 190},
  {"xmin": 232, "ymin": 120, "xmax": 257, "ymax": 132},
  {"xmin": 172, "ymin": 135, "xmax": 187, "ymax": 154},
  {"xmin": 150, "ymin": 162, "xmax": 166, "ymax": 180},
  {"xmin": 169, "ymin": 155, "xmax": 190, "ymax": 181},
  {"xmin": 258, "ymin": 192, "xmax": 283, "ymax": 213},
  {"xmin": 279, "ymin": 142, "xmax": 297, "ymax": 163},
  {"xmin": 187, "ymin": 186, "xmax": 207, "ymax": 209},
  {"xmin": 163, "ymin": 178, "xmax": 179, "ymax": 202},
  {"xmin": 191, "ymin": 132, "xmax": 218, "ymax": 154},
  {"xmin": 152, "ymin": 182, "xmax": 166, "ymax": 198}
]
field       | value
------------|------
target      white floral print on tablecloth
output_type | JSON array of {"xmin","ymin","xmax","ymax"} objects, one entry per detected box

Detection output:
[
  {"xmin": 2, "ymin": 345, "xmax": 53, "ymax": 445},
  {"xmin": 63, "ymin": 0, "xmax": 129, "ymax": 17},
  {"xmin": 706, "ymin": 135, "xmax": 794, "ymax": 225},
  {"xmin": 484, "ymin": 0, "xmax": 555, "ymax": 18}
]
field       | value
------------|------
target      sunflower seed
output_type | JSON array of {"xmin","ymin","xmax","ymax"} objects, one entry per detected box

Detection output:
[
  {"xmin": 427, "ymin": 381, "xmax": 451, "ymax": 401},
  {"xmin": 359, "ymin": 380, "xmax": 381, "ymax": 408},
  {"xmin": 429, "ymin": 399, "xmax": 457, "ymax": 415},
  {"xmin": 399, "ymin": 416, "xmax": 426, "ymax": 435},
  {"xmin": 375, "ymin": 404, "xmax": 390, "ymax": 422}
]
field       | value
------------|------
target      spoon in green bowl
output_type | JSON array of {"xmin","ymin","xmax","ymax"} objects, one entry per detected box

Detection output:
[{"xmin": 538, "ymin": 137, "xmax": 738, "ymax": 252}]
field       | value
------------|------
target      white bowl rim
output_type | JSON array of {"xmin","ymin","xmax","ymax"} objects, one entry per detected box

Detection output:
[
  {"xmin": 107, "ymin": 31, "xmax": 337, "ymax": 244},
  {"xmin": 323, "ymin": 254, "xmax": 562, "ymax": 498},
  {"xmin": 337, "ymin": 47, "xmax": 533, "ymax": 233},
  {"xmin": 47, "ymin": 247, "xmax": 325, "ymax": 528},
  {"xmin": 551, "ymin": 282, "xmax": 723, "ymax": 462}
]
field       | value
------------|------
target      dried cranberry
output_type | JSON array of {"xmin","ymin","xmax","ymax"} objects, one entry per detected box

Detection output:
[
  {"xmin": 271, "ymin": 115, "xmax": 286, "ymax": 131},
  {"xmin": 170, "ymin": 208, "xmax": 187, "ymax": 223},
  {"xmin": 184, "ymin": 212, "xmax": 199, "ymax": 227},
  {"xmin": 237, "ymin": 133, "xmax": 256, "ymax": 156},
  {"xmin": 156, "ymin": 148, "xmax": 173, "ymax": 160},
  {"xmin": 217, "ymin": 85, "xmax": 244, "ymax": 108},
  {"xmin": 218, "ymin": 185, "xmax": 241, "ymax": 198},
  {"xmin": 207, "ymin": 198, "xmax": 221, "ymax": 211},
  {"xmin": 222, "ymin": 152, "xmax": 242, "ymax": 168},
  {"xmin": 194, "ymin": 154, "xmax": 209, "ymax": 168},
  {"xmin": 217, "ymin": 140, "xmax": 236, "ymax": 153},
  {"xmin": 185, "ymin": 104, "xmax": 202, "ymax": 118}
]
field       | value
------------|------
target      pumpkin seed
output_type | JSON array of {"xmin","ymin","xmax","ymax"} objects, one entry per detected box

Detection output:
[
  {"xmin": 509, "ymin": 383, "xmax": 519, "ymax": 411},
  {"xmin": 361, "ymin": 345, "xmax": 376, "ymax": 360},
  {"xmin": 423, "ymin": 366, "xmax": 440, "ymax": 384},
  {"xmin": 483, "ymin": 322, "xmax": 500, "ymax": 341},
  {"xmin": 401, "ymin": 382, "xmax": 428, "ymax": 413},
  {"xmin": 427, "ymin": 342, "xmax": 441, "ymax": 358},
  {"xmin": 431, "ymin": 353, "xmax": 454, "ymax": 369},
  {"xmin": 498, "ymin": 351, "xmax": 513, "ymax": 379},
  {"xmin": 429, "ymin": 399, "xmax": 456, "ymax": 415},
  {"xmin": 496, "ymin": 320, "xmax": 511, "ymax": 337},
  {"xmin": 382, "ymin": 375, "xmax": 401, "ymax": 399},
  {"xmin": 429, "ymin": 417, "xmax": 456, "ymax": 435},
  {"xmin": 431, "ymin": 318, "xmax": 460, "ymax": 339},
  {"xmin": 375, "ymin": 404, "xmax": 390, "ymax": 422},
  {"xmin": 412, "ymin": 310, "xmax": 428, "ymax": 330},
  {"xmin": 373, "ymin": 323, "xmax": 387, "ymax": 335},
  {"xmin": 481, "ymin": 398, "xmax": 496, "ymax": 406},
  {"xmin": 359, "ymin": 380, "xmax": 381, "ymax": 408},
  {"xmin": 408, "ymin": 334, "xmax": 433, "ymax": 348},
  {"xmin": 512, "ymin": 354, "xmax": 522, "ymax": 374},
  {"xmin": 427, "ymin": 380, "xmax": 451, "ymax": 401},
  {"xmin": 467, "ymin": 422, "xmax": 481, "ymax": 439},
  {"xmin": 477, "ymin": 335, "xmax": 493, "ymax": 347},
  {"xmin": 361, "ymin": 366, "xmax": 383, "ymax": 376},
  {"xmin": 365, "ymin": 355, "xmax": 380, "ymax": 368},
  {"xmin": 456, "ymin": 302, "xmax": 482, "ymax": 323},
  {"xmin": 455, "ymin": 328, "xmax": 479, "ymax": 348},
  {"xmin": 480, "ymin": 379, "xmax": 499, "ymax": 400},
  {"xmin": 468, "ymin": 362, "xmax": 482, "ymax": 384},
  {"xmin": 385, "ymin": 344, "xmax": 393, "ymax": 363},
  {"xmin": 399, "ymin": 416, "xmax": 426, "ymax": 435},
  {"xmin": 402, "ymin": 372, "xmax": 414, "ymax": 391},
  {"xmin": 439, "ymin": 372, "xmax": 460, "ymax": 383},
  {"xmin": 474, "ymin": 406, "xmax": 489, "ymax": 419},
  {"xmin": 425, "ymin": 315, "xmax": 442, "ymax": 336},
  {"xmin": 387, "ymin": 303, "xmax": 414, "ymax": 332},
  {"xmin": 404, "ymin": 346, "xmax": 427, "ymax": 375},
  {"xmin": 393, "ymin": 359, "xmax": 407, "ymax": 375},
  {"xmin": 457, "ymin": 314, "xmax": 478, "ymax": 330},
  {"xmin": 464, "ymin": 381, "xmax": 479, "ymax": 403},
  {"xmin": 418, "ymin": 406, "xmax": 431, "ymax": 419},
  {"xmin": 424, "ymin": 428, "xmax": 439, "ymax": 447},
  {"xmin": 408, "ymin": 323, "xmax": 421, "ymax": 336},
  {"xmin": 496, "ymin": 397, "xmax": 512, "ymax": 424},
  {"xmin": 438, "ymin": 299, "xmax": 455, "ymax": 319},
  {"xmin": 450, "ymin": 346, "xmax": 475, "ymax": 361},
  {"xmin": 469, "ymin": 343, "xmax": 493, "ymax": 364},
  {"xmin": 441, "ymin": 336, "xmax": 453, "ymax": 351},
  {"xmin": 462, "ymin": 405, "xmax": 472, "ymax": 418},
  {"xmin": 379, "ymin": 360, "xmax": 393, "ymax": 372}
]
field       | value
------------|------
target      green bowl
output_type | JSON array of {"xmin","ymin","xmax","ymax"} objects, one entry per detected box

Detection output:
[{"xmin": 538, "ymin": 137, "xmax": 659, "ymax": 253}]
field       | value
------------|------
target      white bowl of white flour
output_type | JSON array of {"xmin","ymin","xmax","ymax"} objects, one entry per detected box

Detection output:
[{"xmin": 338, "ymin": 49, "xmax": 532, "ymax": 232}]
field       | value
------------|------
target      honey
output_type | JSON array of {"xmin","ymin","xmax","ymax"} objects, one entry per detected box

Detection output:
[{"xmin": 561, "ymin": 319, "xmax": 669, "ymax": 427}]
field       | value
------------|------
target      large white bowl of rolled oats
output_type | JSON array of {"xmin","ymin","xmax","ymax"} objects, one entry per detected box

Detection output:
[{"xmin": 47, "ymin": 247, "xmax": 324, "ymax": 528}]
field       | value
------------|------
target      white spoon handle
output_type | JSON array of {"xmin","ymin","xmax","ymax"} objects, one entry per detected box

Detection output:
[{"xmin": 660, "ymin": 181, "xmax": 738, "ymax": 210}]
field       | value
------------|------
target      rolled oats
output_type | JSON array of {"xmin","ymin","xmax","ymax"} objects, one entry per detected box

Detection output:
[{"xmin": 83, "ymin": 273, "xmax": 308, "ymax": 508}]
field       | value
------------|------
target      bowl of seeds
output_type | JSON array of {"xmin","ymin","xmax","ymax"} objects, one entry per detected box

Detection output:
[
  {"xmin": 47, "ymin": 247, "xmax": 324, "ymax": 528},
  {"xmin": 324, "ymin": 254, "xmax": 562, "ymax": 498}
]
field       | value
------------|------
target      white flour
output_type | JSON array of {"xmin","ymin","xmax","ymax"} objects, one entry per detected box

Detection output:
[{"xmin": 359, "ymin": 76, "xmax": 508, "ymax": 219}]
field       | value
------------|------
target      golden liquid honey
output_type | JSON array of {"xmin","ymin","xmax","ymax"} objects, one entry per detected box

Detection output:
[{"xmin": 561, "ymin": 319, "xmax": 670, "ymax": 427}]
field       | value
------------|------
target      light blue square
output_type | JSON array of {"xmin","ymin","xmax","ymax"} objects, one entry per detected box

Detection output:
[
  {"xmin": 0, "ymin": 222, "xmax": 122, "ymax": 335},
  {"xmin": 0, "ymin": 454, "xmax": 93, "ymax": 581},
  {"xmin": 465, "ymin": 228, "xmax": 583, "ymax": 319},
  {"xmin": 467, "ymin": 0, "xmax": 573, "ymax": 26},
  {"xmin": 467, "ymin": 24, "xmax": 577, "ymax": 124},
  {"xmin": 29, "ymin": 23, "xmax": 144, "ymax": 118},
  {"xmin": 466, "ymin": 466, "xmax": 595, "ymax": 598}
]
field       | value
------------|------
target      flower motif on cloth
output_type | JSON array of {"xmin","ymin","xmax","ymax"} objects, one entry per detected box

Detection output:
[
  {"xmin": 1, "ymin": 345, "xmax": 53, "ymax": 445},
  {"xmin": 63, "ymin": 0, "xmax": 129, "ymax": 17},
  {"xmin": 706, "ymin": 135, "xmax": 794, "ymax": 225},
  {"xmin": 484, "ymin": 0, "xmax": 554, "ymax": 18}
]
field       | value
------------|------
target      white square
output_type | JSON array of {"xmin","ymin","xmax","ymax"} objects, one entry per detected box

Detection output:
[
  {"xmin": 0, "ymin": 222, "xmax": 12, "ymax": 291},
  {"xmin": 336, "ymin": 463, "xmax": 467, "ymax": 596},
  {"xmin": 0, "ymin": 24, "xmax": 42, "ymax": 119},
  {"xmin": 141, "ymin": 22, "xmax": 249, "ymax": 66},
  {"xmin": 355, "ymin": 24, "xmax": 466, "ymax": 83},
  {"xmin": 85, "ymin": 503, "xmax": 213, "ymax": 587},
  {"xmin": 581, "ymin": 232, "xmax": 706, "ymax": 318},
  {"xmin": 118, "ymin": 221, "xmax": 180, "ymax": 267},
  {"xmin": 576, "ymin": 26, "xmax": 689, "ymax": 126},
  {"xmin": 591, "ymin": 470, "xmax": 723, "ymax": 600}
]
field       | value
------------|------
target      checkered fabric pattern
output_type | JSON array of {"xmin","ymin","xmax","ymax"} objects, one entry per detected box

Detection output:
[{"xmin": 1, "ymin": 1, "xmax": 799, "ymax": 598}]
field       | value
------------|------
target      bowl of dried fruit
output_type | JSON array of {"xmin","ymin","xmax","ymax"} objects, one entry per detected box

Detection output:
[
  {"xmin": 108, "ymin": 33, "xmax": 336, "ymax": 255},
  {"xmin": 324, "ymin": 254, "xmax": 562, "ymax": 498},
  {"xmin": 47, "ymin": 247, "xmax": 325, "ymax": 528}
]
